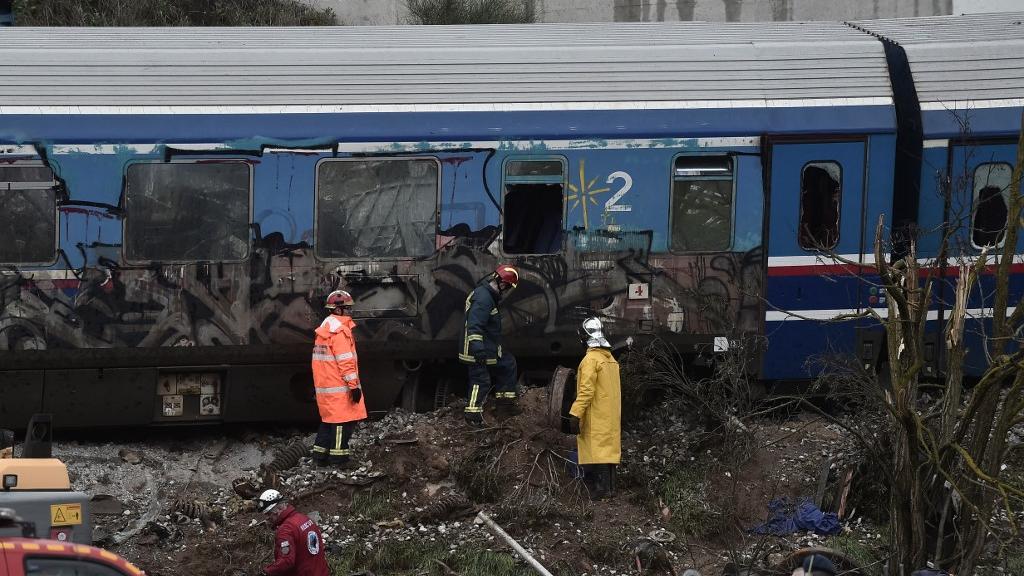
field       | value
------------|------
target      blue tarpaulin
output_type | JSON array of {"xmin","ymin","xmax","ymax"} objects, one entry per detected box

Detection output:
[{"xmin": 750, "ymin": 497, "xmax": 843, "ymax": 536}]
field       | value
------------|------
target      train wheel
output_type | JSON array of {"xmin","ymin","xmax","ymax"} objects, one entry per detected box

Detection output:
[{"xmin": 399, "ymin": 368, "xmax": 450, "ymax": 413}]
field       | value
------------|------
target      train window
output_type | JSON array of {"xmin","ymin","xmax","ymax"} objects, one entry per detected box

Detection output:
[
  {"xmin": 670, "ymin": 156, "xmax": 733, "ymax": 252},
  {"xmin": 972, "ymin": 162, "xmax": 1012, "ymax": 248},
  {"xmin": 124, "ymin": 162, "xmax": 251, "ymax": 262},
  {"xmin": 0, "ymin": 162, "xmax": 57, "ymax": 264},
  {"xmin": 506, "ymin": 160, "xmax": 563, "ymax": 177},
  {"xmin": 316, "ymin": 158, "xmax": 439, "ymax": 259},
  {"xmin": 798, "ymin": 161, "xmax": 842, "ymax": 251},
  {"xmin": 502, "ymin": 157, "xmax": 565, "ymax": 254}
]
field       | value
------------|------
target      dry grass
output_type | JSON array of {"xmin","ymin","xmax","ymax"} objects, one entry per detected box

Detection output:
[
  {"xmin": 328, "ymin": 539, "xmax": 536, "ymax": 576},
  {"xmin": 451, "ymin": 439, "xmax": 515, "ymax": 503}
]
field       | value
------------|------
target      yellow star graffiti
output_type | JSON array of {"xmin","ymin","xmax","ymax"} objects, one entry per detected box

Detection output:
[{"xmin": 565, "ymin": 158, "xmax": 610, "ymax": 229}]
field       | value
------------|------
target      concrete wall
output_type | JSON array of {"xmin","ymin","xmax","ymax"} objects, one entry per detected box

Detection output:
[
  {"xmin": 307, "ymin": 0, "xmax": 954, "ymax": 26},
  {"xmin": 954, "ymin": 0, "xmax": 1023, "ymax": 13}
]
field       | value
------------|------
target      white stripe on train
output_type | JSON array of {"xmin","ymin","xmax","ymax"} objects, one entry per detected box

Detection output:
[
  {"xmin": 26, "ymin": 137, "xmax": 760, "ymax": 155},
  {"xmin": 0, "ymin": 97, "xmax": 894, "ymax": 116},
  {"xmin": 766, "ymin": 306, "xmax": 1017, "ymax": 322}
]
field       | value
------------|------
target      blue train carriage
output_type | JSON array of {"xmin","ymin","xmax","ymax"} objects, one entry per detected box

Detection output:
[
  {"xmin": 853, "ymin": 12, "xmax": 1024, "ymax": 379},
  {"xmin": 1, "ymin": 21, "xmax": 891, "ymax": 427}
]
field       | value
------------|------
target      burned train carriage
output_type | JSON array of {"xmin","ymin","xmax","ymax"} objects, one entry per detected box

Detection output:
[{"xmin": 1, "ymin": 14, "xmax": 1022, "ymax": 428}]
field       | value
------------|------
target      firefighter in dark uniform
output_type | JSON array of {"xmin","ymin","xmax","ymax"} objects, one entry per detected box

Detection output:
[{"xmin": 459, "ymin": 264, "xmax": 520, "ymax": 426}]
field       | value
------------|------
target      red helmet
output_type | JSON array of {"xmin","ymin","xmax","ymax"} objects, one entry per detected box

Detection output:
[
  {"xmin": 325, "ymin": 290, "xmax": 354, "ymax": 310},
  {"xmin": 494, "ymin": 264, "xmax": 519, "ymax": 288}
]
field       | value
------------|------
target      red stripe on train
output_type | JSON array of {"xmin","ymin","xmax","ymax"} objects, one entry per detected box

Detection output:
[{"xmin": 767, "ymin": 264, "xmax": 873, "ymax": 277}]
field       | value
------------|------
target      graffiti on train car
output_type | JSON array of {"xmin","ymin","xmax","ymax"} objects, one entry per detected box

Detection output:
[{"xmin": 0, "ymin": 141, "xmax": 765, "ymax": 360}]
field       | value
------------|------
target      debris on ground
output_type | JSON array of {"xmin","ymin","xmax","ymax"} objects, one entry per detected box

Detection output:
[
  {"xmin": 750, "ymin": 498, "xmax": 842, "ymax": 536},
  {"xmin": 54, "ymin": 388, "xmax": 966, "ymax": 575}
]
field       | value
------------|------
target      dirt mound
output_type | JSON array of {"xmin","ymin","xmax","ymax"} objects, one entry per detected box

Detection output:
[{"xmin": 62, "ymin": 387, "xmax": 897, "ymax": 575}]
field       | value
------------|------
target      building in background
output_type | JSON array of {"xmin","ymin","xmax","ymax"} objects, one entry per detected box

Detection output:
[
  {"xmin": 307, "ymin": 0, "xmax": 954, "ymax": 26},
  {"xmin": 954, "ymin": 0, "xmax": 1022, "ymax": 13}
]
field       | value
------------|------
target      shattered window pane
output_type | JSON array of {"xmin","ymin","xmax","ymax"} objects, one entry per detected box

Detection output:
[
  {"xmin": 799, "ymin": 161, "xmax": 842, "ymax": 250},
  {"xmin": 0, "ymin": 164, "xmax": 56, "ymax": 264},
  {"xmin": 972, "ymin": 162, "xmax": 1012, "ymax": 248},
  {"xmin": 317, "ymin": 159, "xmax": 438, "ymax": 259},
  {"xmin": 502, "ymin": 158, "xmax": 564, "ymax": 254},
  {"xmin": 671, "ymin": 156, "xmax": 733, "ymax": 252},
  {"xmin": 125, "ymin": 162, "xmax": 251, "ymax": 262},
  {"xmin": 503, "ymin": 183, "xmax": 564, "ymax": 254}
]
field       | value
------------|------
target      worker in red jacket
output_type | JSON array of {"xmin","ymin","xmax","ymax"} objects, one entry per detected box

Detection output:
[
  {"xmin": 311, "ymin": 289, "xmax": 367, "ymax": 466},
  {"xmin": 258, "ymin": 489, "xmax": 330, "ymax": 576}
]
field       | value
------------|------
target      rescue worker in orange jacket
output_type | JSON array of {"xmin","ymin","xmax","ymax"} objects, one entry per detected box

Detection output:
[{"xmin": 311, "ymin": 290, "xmax": 367, "ymax": 466}]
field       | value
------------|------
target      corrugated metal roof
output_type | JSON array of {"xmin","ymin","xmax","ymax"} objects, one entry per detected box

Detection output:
[
  {"xmin": 851, "ymin": 12, "xmax": 1024, "ymax": 106},
  {"xmin": 0, "ymin": 22, "xmax": 891, "ymax": 110}
]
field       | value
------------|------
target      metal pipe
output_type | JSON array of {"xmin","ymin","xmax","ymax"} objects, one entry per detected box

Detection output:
[{"xmin": 475, "ymin": 511, "xmax": 555, "ymax": 576}]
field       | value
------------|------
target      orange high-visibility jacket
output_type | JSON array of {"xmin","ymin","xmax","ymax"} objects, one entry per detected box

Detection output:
[{"xmin": 311, "ymin": 314, "xmax": 367, "ymax": 424}]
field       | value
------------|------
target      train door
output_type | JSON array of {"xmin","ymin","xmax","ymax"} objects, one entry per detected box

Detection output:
[
  {"xmin": 763, "ymin": 140, "xmax": 868, "ymax": 380},
  {"xmin": 948, "ymin": 141, "xmax": 1021, "ymax": 375}
]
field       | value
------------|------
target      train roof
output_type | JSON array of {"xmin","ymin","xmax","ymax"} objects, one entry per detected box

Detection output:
[
  {"xmin": 0, "ymin": 22, "xmax": 892, "ymax": 112},
  {"xmin": 852, "ymin": 12, "xmax": 1024, "ymax": 109}
]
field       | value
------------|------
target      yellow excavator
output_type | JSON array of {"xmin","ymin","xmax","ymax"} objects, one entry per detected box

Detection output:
[{"xmin": 0, "ymin": 415, "xmax": 92, "ymax": 543}]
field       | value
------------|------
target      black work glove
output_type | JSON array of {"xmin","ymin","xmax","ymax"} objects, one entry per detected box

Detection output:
[
  {"xmin": 351, "ymin": 388, "xmax": 362, "ymax": 404},
  {"xmin": 474, "ymin": 353, "xmax": 489, "ymax": 366},
  {"xmin": 567, "ymin": 415, "xmax": 581, "ymax": 435}
]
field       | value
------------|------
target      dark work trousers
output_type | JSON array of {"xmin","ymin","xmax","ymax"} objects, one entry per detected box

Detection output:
[
  {"xmin": 312, "ymin": 421, "xmax": 356, "ymax": 464},
  {"xmin": 581, "ymin": 464, "xmax": 617, "ymax": 499},
  {"xmin": 464, "ymin": 352, "xmax": 517, "ymax": 420}
]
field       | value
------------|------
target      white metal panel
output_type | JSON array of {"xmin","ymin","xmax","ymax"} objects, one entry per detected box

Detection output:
[
  {"xmin": 852, "ymin": 12, "xmax": 1024, "ymax": 104},
  {"xmin": 0, "ymin": 21, "xmax": 892, "ymax": 110}
]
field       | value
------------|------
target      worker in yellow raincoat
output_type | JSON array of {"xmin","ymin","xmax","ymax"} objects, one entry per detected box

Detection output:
[{"xmin": 567, "ymin": 316, "xmax": 621, "ymax": 500}]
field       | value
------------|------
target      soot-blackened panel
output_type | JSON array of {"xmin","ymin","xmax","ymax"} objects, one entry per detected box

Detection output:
[
  {"xmin": 0, "ymin": 164, "xmax": 56, "ymax": 264},
  {"xmin": 125, "ymin": 162, "xmax": 251, "ymax": 262},
  {"xmin": 316, "ymin": 158, "xmax": 437, "ymax": 259}
]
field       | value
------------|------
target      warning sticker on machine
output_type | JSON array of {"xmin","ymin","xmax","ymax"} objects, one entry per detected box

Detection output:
[
  {"xmin": 51, "ymin": 503, "xmax": 83, "ymax": 526},
  {"xmin": 162, "ymin": 394, "xmax": 184, "ymax": 417}
]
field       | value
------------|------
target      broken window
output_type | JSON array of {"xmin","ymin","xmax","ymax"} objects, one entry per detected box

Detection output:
[
  {"xmin": 798, "ymin": 161, "xmax": 842, "ymax": 250},
  {"xmin": 0, "ymin": 163, "xmax": 57, "ymax": 264},
  {"xmin": 125, "ymin": 162, "xmax": 251, "ymax": 262},
  {"xmin": 316, "ymin": 158, "xmax": 438, "ymax": 259},
  {"xmin": 502, "ymin": 158, "xmax": 564, "ymax": 254},
  {"xmin": 972, "ymin": 162, "xmax": 1012, "ymax": 248},
  {"xmin": 670, "ymin": 156, "xmax": 733, "ymax": 252}
]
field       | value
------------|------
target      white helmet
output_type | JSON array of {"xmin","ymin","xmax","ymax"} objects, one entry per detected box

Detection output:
[
  {"xmin": 257, "ymin": 489, "xmax": 284, "ymax": 514},
  {"xmin": 579, "ymin": 317, "xmax": 610, "ymax": 348}
]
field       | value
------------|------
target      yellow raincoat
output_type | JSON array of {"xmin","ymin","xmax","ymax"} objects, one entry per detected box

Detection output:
[{"xmin": 569, "ymin": 347, "xmax": 621, "ymax": 465}]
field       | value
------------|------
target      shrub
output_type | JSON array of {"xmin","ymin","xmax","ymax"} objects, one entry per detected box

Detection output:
[
  {"xmin": 13, "ymin": 0, "xmax": 337, "ymax": 26},
  {"xmin": 405, "ymin": 0, "xmax": 536, "ymax": 25}
]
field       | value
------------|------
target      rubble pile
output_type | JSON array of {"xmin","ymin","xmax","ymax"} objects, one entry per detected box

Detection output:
[{"xmin": 53, "ymin": 389, "xmax": 919, "ymax": 575}]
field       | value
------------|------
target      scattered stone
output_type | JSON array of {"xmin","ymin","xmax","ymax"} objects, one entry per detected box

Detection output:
[
  {"xmin": 91, "ymin": 527, "xmax": 112, "ymax": 546},
  {"xmin": 118, "ymin": 449, "xmax": 142, "ymax": 465}
]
